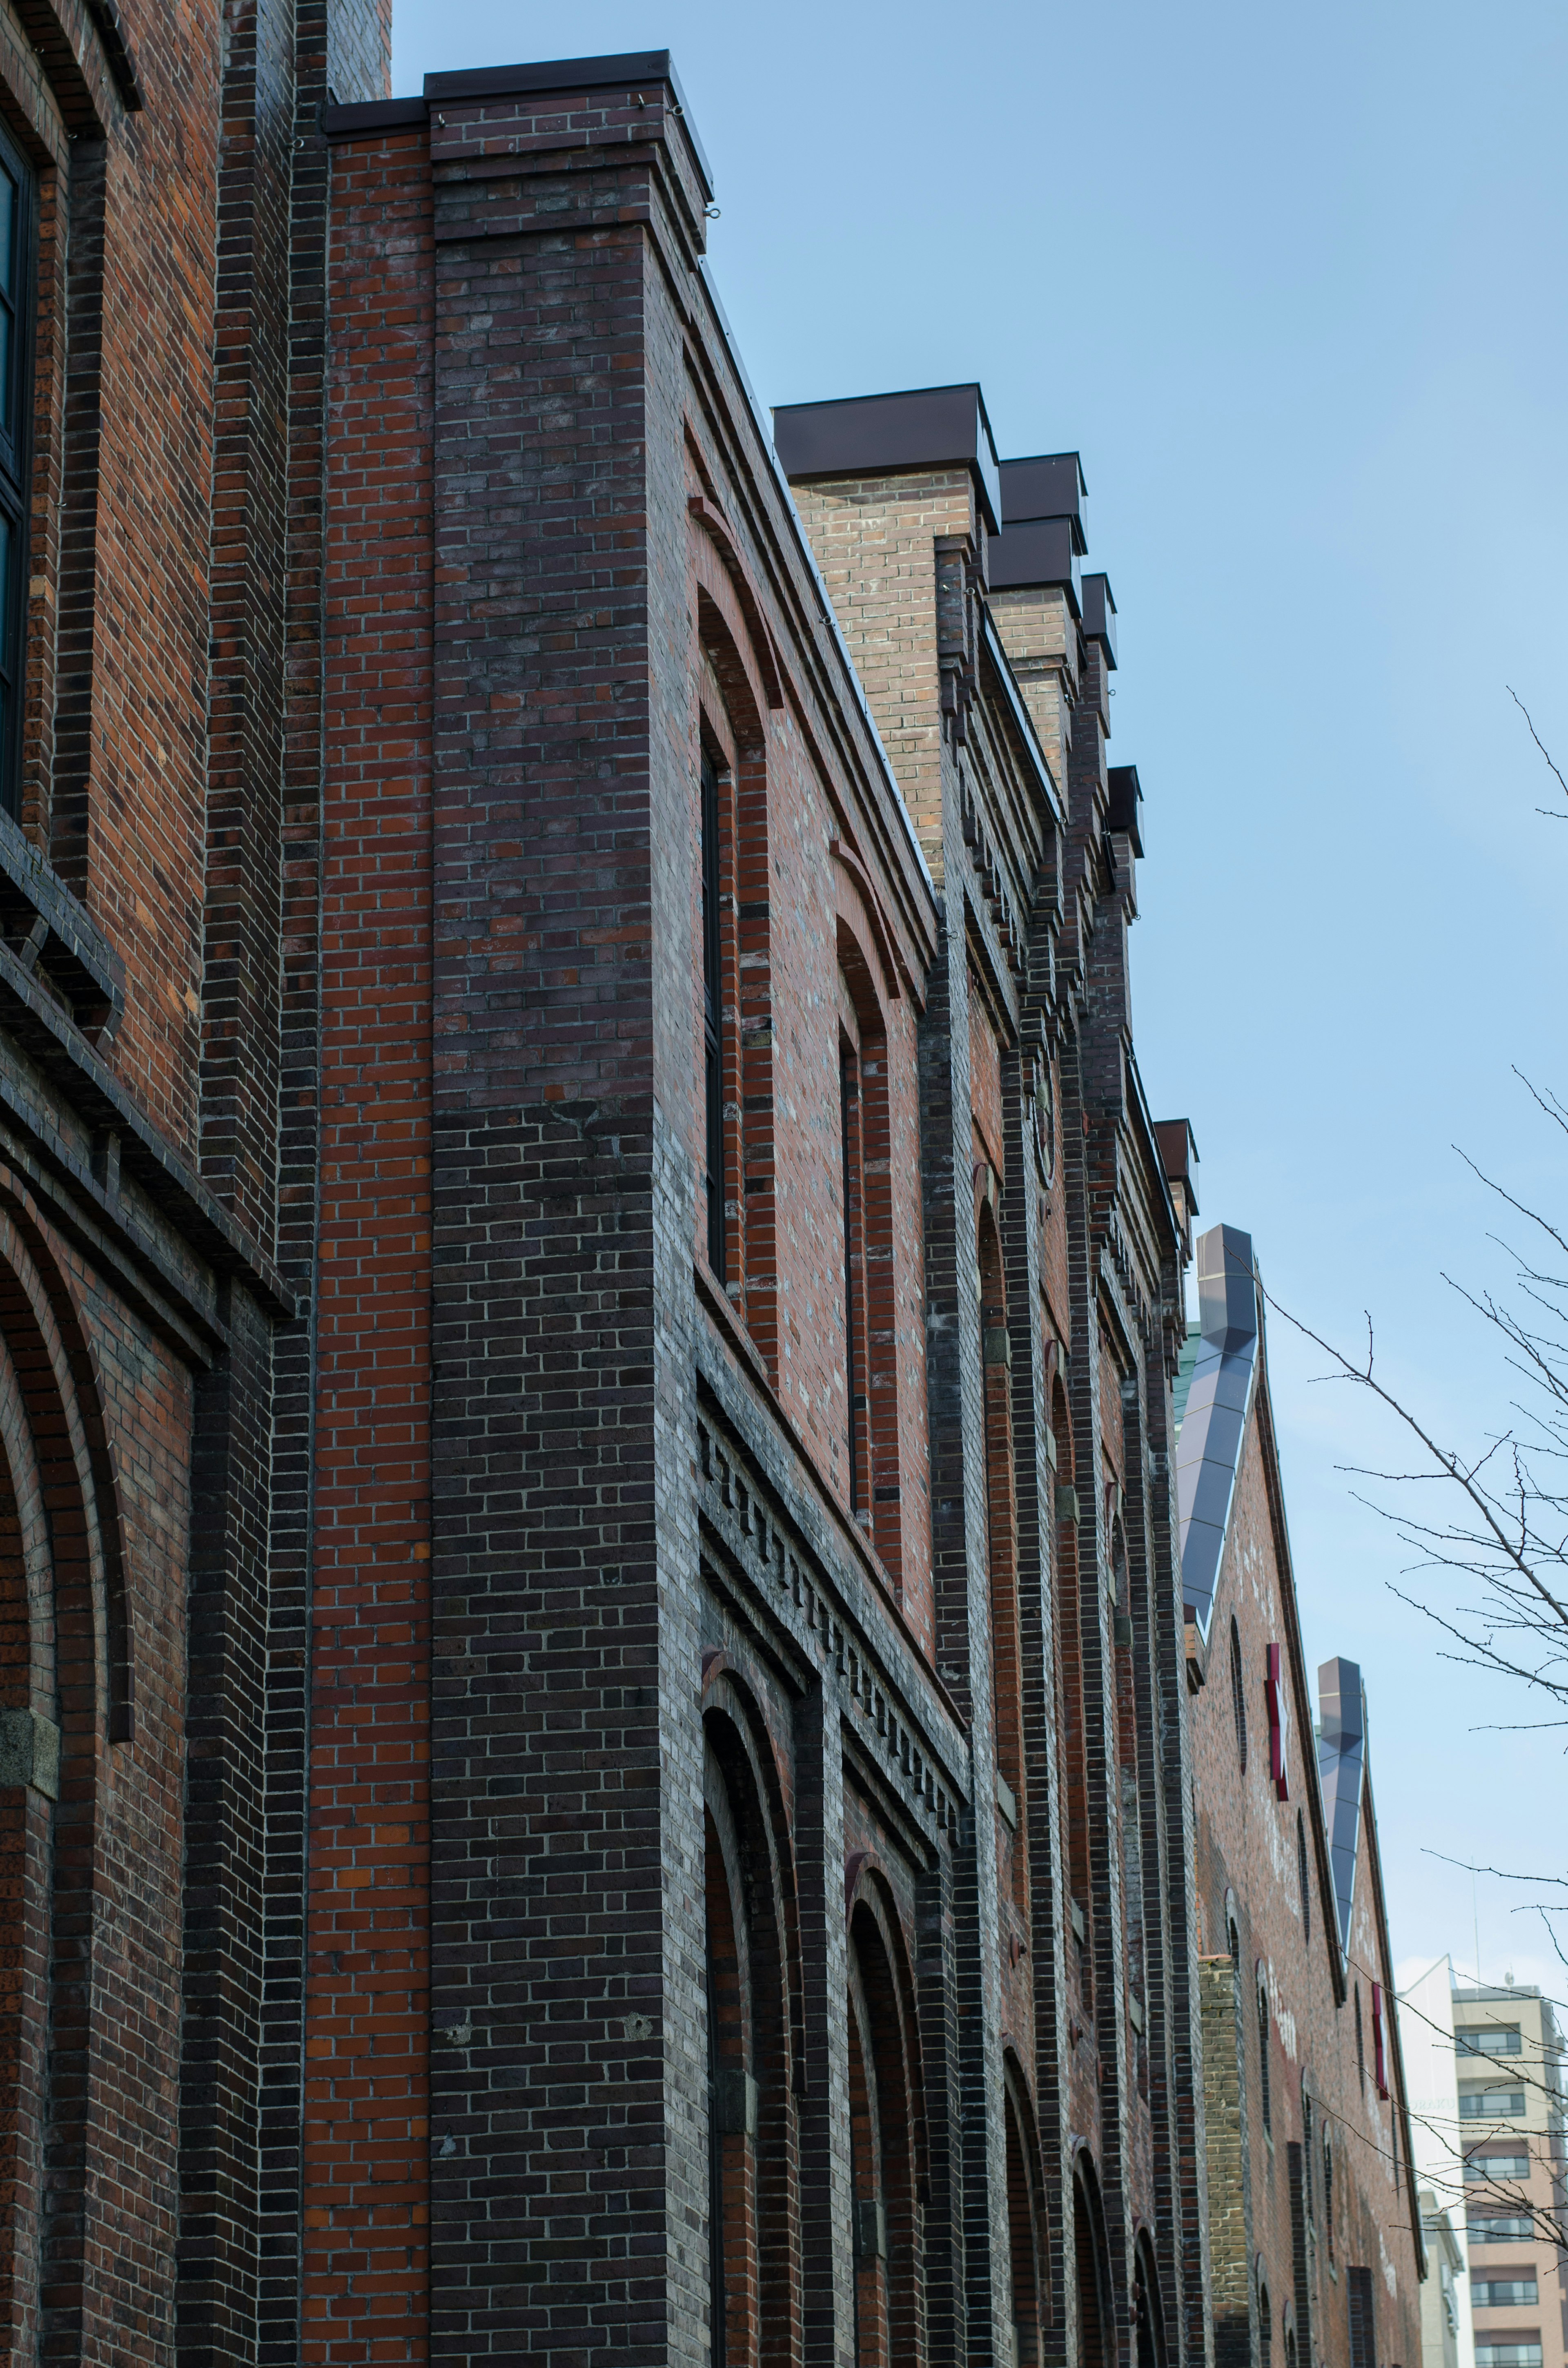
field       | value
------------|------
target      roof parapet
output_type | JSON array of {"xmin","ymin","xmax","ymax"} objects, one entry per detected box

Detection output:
[{"xmin": 773, "ymin": 382, "xmax": 1002, "ymax": 534}]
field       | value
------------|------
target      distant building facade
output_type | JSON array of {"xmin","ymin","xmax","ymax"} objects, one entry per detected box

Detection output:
[
  {"xmin": 1453, "ymin": 1982, "xmax": 1568, "ymax": 2368},
  {"xmin": 1181, "ymin": 1225, "xmax": 1425, "ymax": 2368},
  {"xmin": 1400, "ymin": 1954, "xmax": 1478, "ymax": 2368}
]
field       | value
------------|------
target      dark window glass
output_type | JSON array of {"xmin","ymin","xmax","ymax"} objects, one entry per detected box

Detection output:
[
  {"xmin": 700, "ymin": 751, "xmax": 725, "ymax": 1279},
  {"xmin": 1258, "ymin": 1979, "xmax": 1272, "ymax": 2135}
]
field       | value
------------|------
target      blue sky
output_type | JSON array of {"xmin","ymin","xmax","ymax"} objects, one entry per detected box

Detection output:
[{"xmin": 392, "ymin": 0, "xmax": 1568, "ymax": 1987}]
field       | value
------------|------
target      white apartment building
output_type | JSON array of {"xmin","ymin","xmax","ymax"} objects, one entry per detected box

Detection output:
[
  {"xmin": 1400, "ymin": 1957, "xmax": 1477, "ymax": 2368},
  {"xmin": 1453, "ymin": 1981, "xmax": 1566, "ymax": 2368}
]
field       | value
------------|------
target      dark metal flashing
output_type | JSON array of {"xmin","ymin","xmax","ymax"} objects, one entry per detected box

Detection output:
[
  {"xmin": 323, "ymin": 96, "xmax": 427, "ymax": 137},
  {"xmin": 1107, "ymin": 763, "xmax": 1144, "ymax": 857},
  {"xmin": 1082, "ymin": 571, "xmax": 1118, "ymax": 667},
  {"xmin": 1316, "ymin": 1658, "xmax": 1365, "ymax": 1958},
  {"xmin": 773, "ymin": 382, "xmax": 1002, "ymax": 535},
  {"xmin": 1000, "ymin": 450, "xmax": 1086, "ymax": 544},
  {"xmin": 1174, "ymin": 1222, "xmax": 1260, "ymax": 1639},
  {"xmin": 1155, "ymin": 1118, "xmax": 1199, "ymax": 1212},
  {"xmin": 987, "ymin": 514, "xmax": 1082, "ymax": 613},
  {"xmin": 326, "ymin": 49, "xmax": 714, "ymax": 196}
]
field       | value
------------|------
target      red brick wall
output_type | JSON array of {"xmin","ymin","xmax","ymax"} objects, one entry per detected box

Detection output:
[
  {"xmin": 1190, "ymin": 1394, "xmax": 1423, "ymax": 2368},
  {"xmin": 304, "ymin": 125, "xmax": 434, "ymax": 2368}
]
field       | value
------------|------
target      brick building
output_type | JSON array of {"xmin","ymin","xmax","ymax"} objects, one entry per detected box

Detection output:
[
  {"xmin": 1179, "ymin": 1224, "xmax": 1425, "ymax": 2368},
  {"xmin": 0, "ymin": 17, "xmax": 1428, "ymax": 2368}
]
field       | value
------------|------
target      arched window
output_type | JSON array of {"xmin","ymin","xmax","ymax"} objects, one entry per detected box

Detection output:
[
  {"xmin": 1230, "ymin": 1618, "xmax": 1248, "ymax": 1771},
  {"xmin": 0, "ymin": 115, "xmax": 35, "ymax": 817},
  {"xmin": 847, "ymin": 1888, "xmax": 924, "ymax": 2368},
  {"xmin": 980, "ymin": 1205, "xmax": 1025, "ymax": 1904},
  {"xmin": 1257, "ymin": 1971, "xmax": 1272, "ymax": 2136},
  {"xmin": 1053, "ymin": 1382, "xmax": 1092, "ymax": 2008},
  {"xmin": 694, "ymin": 583, "xmax": 775, "ymax": 1359},
  {"xmin": 706, "ymin": 1798, "xmax": 753, "ymax": 2368},
  {"xmin": 1003, "ymin": 2073, "xmax": 1046, "ymax": 2368},
  {"xmin": 1301, "ymin": 2080, "xmax": 1314, "ymax": 2223},
  {"xmin": 1258, "ymin": 2279, "xmax": 1273, "ymax": 2368},
  {"xmin": 1133, "ymin": 2231, "xmax": 1167, "ymax": 2368},
  {"xmin": 835, "ymin": 924, "xmax": 904, "ymax": 1583},
  {"xmin": 702, "ymin": 1704, "xmax": 800, "ymax": 2368},
  {"xmin": 1073, "ymin": 2159, "xmax": 1112, "ymax": 2368},
  {"xmin": 1111, "ymin": 1519, "xmax": 1145, "ymax": 2081},
  {"xmin": 1296, "ymin": 1811, "xmax": 1310, "ymax": 1944},
  {"xmin": 699, "ymin": 746, "xmax": 729, "ymax": 1280},
  {"xmin": 1323, "ymin": 2129, "xmax": 1335, "ymax": 2263},
  {"xmin": 1355, "ymin": 1985, "xmax": 1365, "ymax": 2096}
]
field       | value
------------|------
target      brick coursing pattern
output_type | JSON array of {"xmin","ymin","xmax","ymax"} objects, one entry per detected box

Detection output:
[{"xmin": 0, "ymin": 25, "xmax": 1424, "ymax": 2368}]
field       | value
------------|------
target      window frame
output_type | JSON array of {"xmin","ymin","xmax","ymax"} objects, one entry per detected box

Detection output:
[{"xmin": 0, "ymin": 110, "xmax": 36, "ymax": 821}]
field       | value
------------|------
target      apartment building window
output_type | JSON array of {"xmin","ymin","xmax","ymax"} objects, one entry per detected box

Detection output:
[
  {"xmin": 1466, "ymin": 2154, "xmax": 1531, "ymax": 2183},
  {"xmin": 1474, "ymin": 2281, "xmax": 1539, "ymax": 2308},
  {"xmin": 1474, "ymin": 2345, "xmax": 1542, "ymax": 2368},
  {"xmin": 0, "ymin": 119, "xmax": 34, "ymax": 819},
  {"xmin": 1469, "ymin": 2217, "xmax": 1535, "ymax": 2243},
  {"xmin": 1461, "ymin": 2090, "xmax": 1528, "ymax": 2119},
  {"xmin": 1355, "ymin": 1985, "xmax": 1365, "ymax": 2095},
  {"xmin": 1461, "ymin": 2027, "xmax": 1524, "ymax": 2058}
]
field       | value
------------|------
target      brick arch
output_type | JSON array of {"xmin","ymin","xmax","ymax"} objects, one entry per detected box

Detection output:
[
  {"xmin": 1133, "ymin": 2226, "xmax": 1168, "ymax": 2368},
  {"xmin": 844, "ymin": 1863, "xmax": 926, "ymax": 2368},
  {"xmin": 0, "ymin": 1201, "xmax": 114, "ymax": 2365},
  {"xmin": 1071, "ymin": 2146, "xmax": 1115, "ymax": 2368},
  {"xmin": 1001, "ymin": 2047, "xmax": 1049, "ymax": 2364},
  {"xmin": 703, "ymin": 1679, "xmax": 803, "ymax": 2368}
]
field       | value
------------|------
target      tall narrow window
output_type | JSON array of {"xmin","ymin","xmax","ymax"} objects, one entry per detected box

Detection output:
[
  {"xmin": 0, "ymin": 121, "xmax": 35, "ymax": 818},
  {"xmin": 1230, "ymin": 1619, "xmax": 1248, "ymax": 1771},
  {"xmin": 840, "ymin": 1042, "xmax": 863, "ymax": 1513},
  {"xmin": 1258, "ymin": 1974, "xmax": 1272, "ymax": 2136},
  {"xmin": 700, "ymin": 750, "xmax": 726, "ymax": 1279},
  {"xmin": 1297, "ymin": 1811, "xmax": 1310, "ymax": 1945}
]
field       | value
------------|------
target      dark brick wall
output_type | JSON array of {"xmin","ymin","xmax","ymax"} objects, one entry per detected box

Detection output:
[{"xmin": 308, "ymin": 56, "xmax": 1213, "ymax": 2368}]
